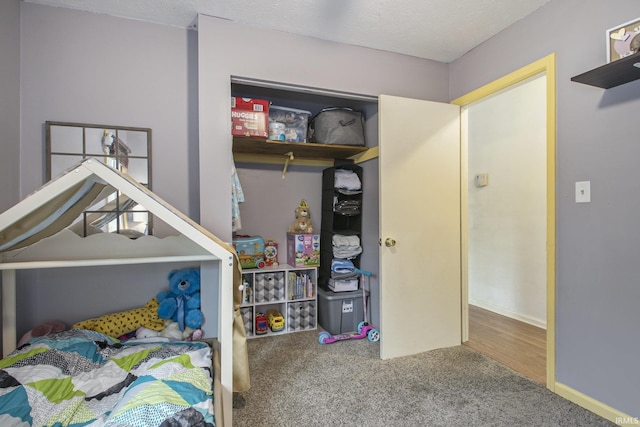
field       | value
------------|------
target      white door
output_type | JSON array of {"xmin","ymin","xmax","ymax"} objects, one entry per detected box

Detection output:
[{"xmin": 378, "ymin": 95, "xmax": 461, "ymax": 359}]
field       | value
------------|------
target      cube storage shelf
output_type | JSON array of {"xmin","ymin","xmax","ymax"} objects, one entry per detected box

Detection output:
[{"xmin": 240, "ymin": 264, "xmax": 317, "ymax": 338}]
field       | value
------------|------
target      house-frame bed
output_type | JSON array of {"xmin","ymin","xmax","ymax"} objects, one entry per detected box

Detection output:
[{"xmin": 0, "ymin": 159, "xmax": 248, "ymax": 427}]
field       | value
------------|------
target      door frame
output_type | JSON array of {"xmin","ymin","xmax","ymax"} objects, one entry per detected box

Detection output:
[{"xmin": 451, "ymin": 53, "xmax": 556, "ymax": 390}]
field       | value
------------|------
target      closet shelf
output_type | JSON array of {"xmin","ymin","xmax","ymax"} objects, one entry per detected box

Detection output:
[
  {"xmin": 571, "ymin": 52, "xmax": 640, "ymax": 89},
  {"xmin": 232, "ymin": 137, "xmax": 370, "ymax": 163}
]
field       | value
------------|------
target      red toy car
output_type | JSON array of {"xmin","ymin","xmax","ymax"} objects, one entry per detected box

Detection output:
[{"xmin": 255, "ymin": 312, "xmax": 268, "ymax": 335}]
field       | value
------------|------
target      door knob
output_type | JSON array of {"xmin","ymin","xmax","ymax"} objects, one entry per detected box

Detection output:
[{"xmin": 384, "ymin": 238, "xmax": 396, "ymax": 247}]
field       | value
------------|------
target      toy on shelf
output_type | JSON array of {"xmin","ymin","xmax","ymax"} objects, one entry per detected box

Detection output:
[
  {"xmin": 255, "ymin": 312, "xmax": 268, "ymax": 335},
  {"xmin": 264, "ymin": 239, "xmax": 279, "ymax": 266},
  {"xmin": 267, "ymin": 309, "xmax": 285, "ymax": 332},
  {"xmin": 240, "ymin": 277, "xmax": 252, "ymax": 304},
  {"xmin": 233, "ymin": 235, "xmax": 266, "ymax": 269},
  {"xmin": 288, "ymin": 199, "xmax": 314, "ymax": 234}
]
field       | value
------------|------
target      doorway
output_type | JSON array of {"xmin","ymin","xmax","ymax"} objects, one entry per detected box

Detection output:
[{"xmin": 452, "ymin": 54, "xmax": 556, "ymax": 389}]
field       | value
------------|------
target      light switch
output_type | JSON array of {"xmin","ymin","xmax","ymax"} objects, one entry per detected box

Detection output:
[
  {"xmin": 474, "ymin": 173, "xmax": 489, "ymax": 187},
  {"xmin": 575, "ymin": 181, "xmax": 591, "ymax": 203}
]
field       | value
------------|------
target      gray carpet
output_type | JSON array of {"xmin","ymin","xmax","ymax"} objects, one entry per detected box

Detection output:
[{"xmin": 233, "ymin": 329, "xmax": 614, "ymax": 426}]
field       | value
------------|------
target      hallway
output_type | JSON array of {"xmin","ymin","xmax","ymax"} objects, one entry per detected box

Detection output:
[{"xmin": 464, "ymin": 304, "xmax": 546, "ymax": 384}]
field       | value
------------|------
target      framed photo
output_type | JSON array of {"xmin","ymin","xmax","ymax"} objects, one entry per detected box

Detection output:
[{"xmin": 606, "ymin": 17, "xmax": 640, "ymax": 63}]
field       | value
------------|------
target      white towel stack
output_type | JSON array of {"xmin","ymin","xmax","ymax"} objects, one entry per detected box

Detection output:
[
  {"xmin": 332, "ymin": 234, "xmax": 362, "ymax": 259},
  {"xmin": 334, "ymin": 169, "xmax": 361, "ymax": 191}
]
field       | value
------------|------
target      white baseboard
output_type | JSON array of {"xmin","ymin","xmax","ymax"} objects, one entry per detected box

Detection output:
[
  {"xmin": 555, "ymin": 382, "xmax": 637, "ymax": 425},
  {"xmin": 468, "ymin": 299, "xmax": 546, "ymax": 329}
]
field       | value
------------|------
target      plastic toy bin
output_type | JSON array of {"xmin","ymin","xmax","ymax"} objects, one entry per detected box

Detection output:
[
  {"xmin": 268, "ymin": 105, "xmax": 311, "ymax": 143},
  {"xmin": 317, "ymin": 287, "xmax": 368, "ymax": 334}
]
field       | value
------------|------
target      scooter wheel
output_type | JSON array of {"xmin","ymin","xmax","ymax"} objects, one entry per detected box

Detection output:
[
  {"xmin": 318, "ymin": 332, "xmax": 331, "ymax": 344},
  {"xmin": 357, "ymin": 321, "xmax": 366, "ymax": 334},
  {"xmin": 367, "ymin": 328, "xmax": 380, "ymax": 343}
]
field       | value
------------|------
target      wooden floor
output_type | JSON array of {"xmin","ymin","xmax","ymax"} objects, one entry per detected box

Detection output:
[{"xmin": 464, "ymin": 305, "xmax": 546, "ymax": 385}]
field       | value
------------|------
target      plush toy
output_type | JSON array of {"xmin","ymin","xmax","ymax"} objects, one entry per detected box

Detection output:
[
  {"xmin": 288, "ymin": 199, "xmax": 314, "ymax": 233},
  {"xmin": 72, "ymin": 298, "xmax": 165, "ymax": 338},
  {"xmin": 160, "ymin": 321, "xmax": 187, "ymax": 340},
  {"xmin": 135, "ymin": 326, "xmax": 161, "ymax": 339},
  {"xmin": 18, "ymin": 320, "xmax": 66, "ymax": 347},
  {"xmin": 157, "ymin": 268, "xmax": 203, "ymax": 332}
]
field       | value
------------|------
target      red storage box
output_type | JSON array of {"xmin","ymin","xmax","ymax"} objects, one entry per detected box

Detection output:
[{"xmin": 231, "ymin": 97, "xmax": 269, "ymax": 138}]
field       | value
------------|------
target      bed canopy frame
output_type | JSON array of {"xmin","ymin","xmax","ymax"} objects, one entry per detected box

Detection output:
[{"xmin": 0, "ymin": 158, "xmax": 242, "ymax": 426}]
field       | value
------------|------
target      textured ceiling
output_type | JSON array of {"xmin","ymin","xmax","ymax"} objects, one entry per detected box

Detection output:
[{"xmin": 23, "ymin": 0, "xmax": 551, "ymax": 63}]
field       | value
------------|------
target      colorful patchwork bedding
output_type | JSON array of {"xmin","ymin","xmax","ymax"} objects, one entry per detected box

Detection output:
[{"xmin": 0, "ymin": 329, "xmax": 215, "ymax": 426}]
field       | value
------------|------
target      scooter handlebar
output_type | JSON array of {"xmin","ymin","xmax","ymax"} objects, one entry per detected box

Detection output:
[{"xmin": 354, "ymin": 268, "xmax": 373, "ymax": 277}]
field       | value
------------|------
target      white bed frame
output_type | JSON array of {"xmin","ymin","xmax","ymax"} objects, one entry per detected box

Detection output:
[{"xmin": 0, "ymin": 159, "xmax": 235, "ymax": 427}]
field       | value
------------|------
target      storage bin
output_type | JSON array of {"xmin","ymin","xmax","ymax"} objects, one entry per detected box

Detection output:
[
  {"xmin": 240, "ymin": 306, "xmax": 253, "ymax": 336},
  {"xmin": 287, "ymin": 300, "xmax": 316, "ymax": 332},
  {"xmin": 269, "ymin": 105, "xmax": 311, "ymax": 143},
  {"xmin": 317, "ymin": 287, "xmax": 368, "ymax": 334},
  {"xmin": 254, "ymin": 271, "xmax": 285, "ymax": 302}
]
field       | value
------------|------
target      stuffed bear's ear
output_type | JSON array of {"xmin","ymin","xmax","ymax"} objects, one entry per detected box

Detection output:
[{"xmin": 168, "ymin": 269, "xmax": 177, "ymax": 282}]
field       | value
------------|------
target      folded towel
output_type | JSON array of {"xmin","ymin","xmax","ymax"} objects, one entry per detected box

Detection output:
[
  {"xmin": 331, "ymin": 271, "xmax": 359, "ymax": 280},
  {"xmin": 334, "ymin": 169, "xmax": 361, "ymax": 191},
  {"xmin": 331, "ymin": 258, "xmax": 355, "ymax": 273},
  {"xmin": 333, "ymin": 247, "xmax": 363, "ymax": 259},
  {"xmin": 332, "ymin": 234, "xmax": 360, "ymax": 248}
]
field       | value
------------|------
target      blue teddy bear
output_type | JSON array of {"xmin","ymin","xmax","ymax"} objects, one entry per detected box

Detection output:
[{"xmin": 157, "ymin": 268, "xmax": 203, "ymax": 332}]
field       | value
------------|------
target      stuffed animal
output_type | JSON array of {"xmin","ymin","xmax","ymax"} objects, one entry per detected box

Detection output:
[
  {"xmin": 157, "ymin": 268, "xmax": 203, "ymax": 332},
  {"xmin": 18, "ymin": 320, "xmax": 66, "ymax": 347},
  {"xmin": 73, "ymin": 298, "xmax": 165, "ymax": 338},
  {"xmin": 135, "ymin": 326, "xmax": 161, "ymax": 339},
  {"xmin": 288, "ymin": 199, "xmax": 314, "ymax": 233}
]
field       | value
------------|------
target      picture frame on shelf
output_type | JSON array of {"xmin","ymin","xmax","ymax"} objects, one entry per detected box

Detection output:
[{"xmin": 606, "ymin": 17, "xmax": 640, "ymax": 63}]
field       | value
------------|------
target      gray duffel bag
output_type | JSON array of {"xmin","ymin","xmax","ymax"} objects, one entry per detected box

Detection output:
[{"xmin": 308, "ymin": 108, "xmax": 365, "ymax": 146}]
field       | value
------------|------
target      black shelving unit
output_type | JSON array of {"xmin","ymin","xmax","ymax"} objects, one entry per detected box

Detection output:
[
  {"xmin": 319, "ymin": 162, "xmax": 363, "ymax": 289},
  {"xmin": 571, "ymin": 52, "xmax": 640, "ymax": 89}
]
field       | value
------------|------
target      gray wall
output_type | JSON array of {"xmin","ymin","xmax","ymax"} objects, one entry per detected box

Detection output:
[
  {"xmin": 451, "ymin": 0, "xmax": 640, "ymax": 416},
  {"xmin": 20, "ymin": 3, "xmax": 199, "ymax": 221},
  {"xmin": 197, "ymin": 14, "xmax": 449, "ymax": 240},
  {"xmin": 16, "ymin": 3, "xmax": 200, "ymax": 337},
  {"xmin": 197, "ymin": 15, "xmax": 449, "ymax": 328},
  {"xmin": 0, "ymin": 0, "xmax": 20, "ymax": 213},
  {"xmin": 11, "ymin": 0, "xmax": 636, "ymax": 417}
]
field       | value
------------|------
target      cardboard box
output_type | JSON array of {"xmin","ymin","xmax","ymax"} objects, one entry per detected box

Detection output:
[
  {"xmin": 231, "ymin": 97, "xmax": 269, "ymax": 138},
  {"xmin": 328, "ymin": 278, "xmax": 359, "ymax": 292},
  {"xmin": 287, "ymin": 233, "xmax": 320, "ymax": 267}
]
